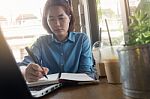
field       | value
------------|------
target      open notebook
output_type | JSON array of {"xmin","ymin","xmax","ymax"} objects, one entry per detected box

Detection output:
[{"xmin": 27, "ymin": 73, "xmax": 99, "ymax": 87}]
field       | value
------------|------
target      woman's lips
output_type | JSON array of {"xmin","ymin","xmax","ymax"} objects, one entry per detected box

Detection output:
[{"xmin": 54, "ymin": 29, "xmax": 64, "ymax": 32}]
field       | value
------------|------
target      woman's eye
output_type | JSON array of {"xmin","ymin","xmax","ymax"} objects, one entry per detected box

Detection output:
[
  {"xmin": 59, "ymin": 17, "xmax": 64, "ymax": 20},
  {"xmin": 49, "ymin": 18, "xmax": 55, "ymax": 21}
]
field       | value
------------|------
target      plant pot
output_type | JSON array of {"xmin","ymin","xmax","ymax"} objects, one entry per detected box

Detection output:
[{"xmin": 117, "ymin": 44, "xmax": 150, "ymax": 98}]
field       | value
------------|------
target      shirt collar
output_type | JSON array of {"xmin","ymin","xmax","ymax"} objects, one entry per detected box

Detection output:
[
  {"xmin": 50, "ymin": 32, "xmax": 75, "ymax": 44},
  {"xmin": 68, "ymin": 32, "xmax": 75, "ymax": 42}
]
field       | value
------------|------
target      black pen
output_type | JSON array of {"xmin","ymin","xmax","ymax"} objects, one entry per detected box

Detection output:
[
  {"xmin": 58, "ymin": 72, "xmax": 61, "ymax": 79},
  {"xmin": 25, "ymin": 47, "xmax": 48, "ymax": 79}
]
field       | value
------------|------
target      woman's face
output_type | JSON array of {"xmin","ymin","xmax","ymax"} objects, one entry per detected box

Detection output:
[{"xmin": 47, "ymin": 6, "xmax": 70, "ymax": 39}]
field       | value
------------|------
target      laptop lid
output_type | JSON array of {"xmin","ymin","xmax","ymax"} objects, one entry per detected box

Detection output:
[
  {"xmin": 0, "ymin": 28, "xmax": 34, "ymax": 99},
  {"xmin": 0, "ymin": 28, "xmax": 62, "ymax": 99}
]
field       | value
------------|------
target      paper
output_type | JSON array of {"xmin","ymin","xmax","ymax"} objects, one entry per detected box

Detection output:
[
  {"xmin": 60, "ymin": 73, "xmax": 94, "ymax": 81},
  {"xmin": 27, "ymin": 73, "xmax": 97, "ymax": 87}
]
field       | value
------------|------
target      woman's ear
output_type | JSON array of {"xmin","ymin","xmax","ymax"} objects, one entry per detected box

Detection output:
[
  {"xmin": 69, "ymin": 15, "xmax": 71, "ymax": 20},
  {"xmin": 68, "ymin": 15, "xmax": 71, "ymax": 23}
]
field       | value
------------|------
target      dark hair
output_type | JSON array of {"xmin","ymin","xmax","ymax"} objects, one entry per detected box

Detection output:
[{"xmin": 42, "ymin": 0, "xmax": 75, "ymax": 33}]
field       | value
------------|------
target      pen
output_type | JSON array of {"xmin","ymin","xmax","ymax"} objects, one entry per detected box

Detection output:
[
  {"xmin": 58, "ymin": 72, "xmax": 61, "ymax": 79},
  {"xmin": 25, "ymin": 47, "xmax": 48, "ymax": 79}
]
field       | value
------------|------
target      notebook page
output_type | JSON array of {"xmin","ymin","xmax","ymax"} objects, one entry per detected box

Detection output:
[
  {"xmin": 27, "ymin": 73, "xmax": 59, "ymax": 87},
  {"xmin": 60, "ymin": 73, "xmax": 94, "ymax": 81}
]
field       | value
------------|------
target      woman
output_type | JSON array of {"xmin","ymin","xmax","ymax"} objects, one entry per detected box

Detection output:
[{"xmin": 19, "ymin": 0, "xmax": 96, "ymax": 82}]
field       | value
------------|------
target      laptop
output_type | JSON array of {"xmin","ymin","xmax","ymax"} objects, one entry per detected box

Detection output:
[{"xmin": 0, "ymin": 28, "xmax": 62, "ymax": 99}]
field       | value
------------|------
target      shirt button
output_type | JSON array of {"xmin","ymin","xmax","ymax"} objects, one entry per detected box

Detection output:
[{"xmin": 61, "ymin": 53, "xmax": 63, "ymax": 56}]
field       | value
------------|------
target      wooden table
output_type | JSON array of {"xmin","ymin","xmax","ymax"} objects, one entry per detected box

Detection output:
[{"xmin": 42, "ymin": 78, "xmax": 136, "ymax": 99}]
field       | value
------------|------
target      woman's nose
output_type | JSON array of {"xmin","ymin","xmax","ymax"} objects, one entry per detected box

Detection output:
[{"xmin": 55, "ymin": 19, "xmax": 61, "ymax": 26}]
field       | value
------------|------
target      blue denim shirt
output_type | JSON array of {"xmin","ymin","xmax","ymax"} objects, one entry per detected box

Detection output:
[{"xmin": 18, "ymin": 32, "xmax": 95, "ymax": 78}]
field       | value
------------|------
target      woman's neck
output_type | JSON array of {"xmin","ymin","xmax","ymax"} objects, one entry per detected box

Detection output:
[{"xmin": 55, "ymin": 33, "xmax": 68, "ymax": 42}]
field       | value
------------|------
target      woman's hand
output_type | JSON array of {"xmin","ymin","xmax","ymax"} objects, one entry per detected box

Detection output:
[{"xmin": 25, "ymin": 63, "xmax": 49, "ymax": 82}]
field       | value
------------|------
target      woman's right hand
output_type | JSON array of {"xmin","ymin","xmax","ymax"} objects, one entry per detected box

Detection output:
[{"xmin": 25, "ymin": 63, "xmax": 49, "ymax": 82}]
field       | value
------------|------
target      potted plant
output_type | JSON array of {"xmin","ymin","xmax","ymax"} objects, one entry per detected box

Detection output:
[
  {"xmin": 117, "ymin": 10, "xmax": 150, "ymax": 99},
  {"xmin": 126, "ymin": 10, "xmax": 150, "ymax": 46}
]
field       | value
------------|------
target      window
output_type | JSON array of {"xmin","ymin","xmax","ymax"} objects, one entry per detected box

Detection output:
[
  {"xmin": 97, "ymin": 0, "xmax": 124, "ymax": 46},
  {"xmin": 0, "ymin": 0, "xmax": 47, "ymax": 62},
  {"xmin": 128, "ymin": 0, "xmax": 141, "ymax": 15},
  {"xmin": 128, "ymin": 0, "xmax": 150, "ymax": 16}
]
